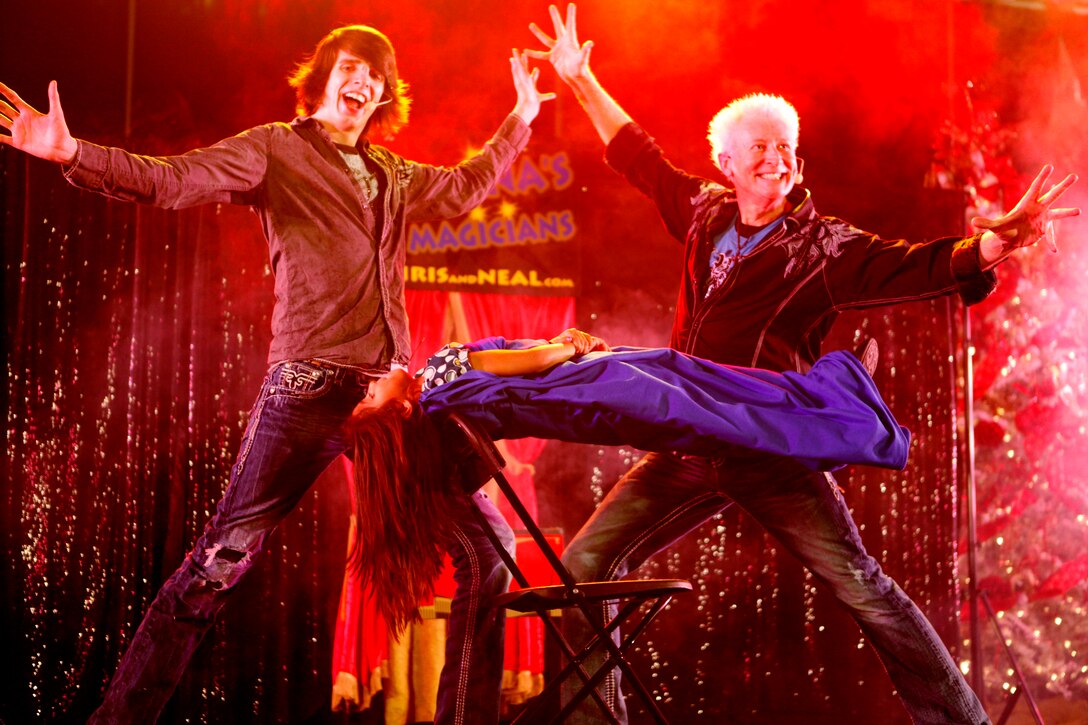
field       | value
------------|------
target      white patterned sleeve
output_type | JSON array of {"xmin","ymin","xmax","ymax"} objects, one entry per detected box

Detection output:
[{"xmin": 419, "ymin": 343, "xmax": 473, "ymax": 392}]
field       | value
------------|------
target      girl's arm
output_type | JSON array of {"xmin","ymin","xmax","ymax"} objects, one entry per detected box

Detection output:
[
  {"xmin": 465, "ymin": 328, "xmax": 608, "ymax": 376},
  {"xmin": 467, "ymin": 342, "xmax": 577, "ymax": 376}
]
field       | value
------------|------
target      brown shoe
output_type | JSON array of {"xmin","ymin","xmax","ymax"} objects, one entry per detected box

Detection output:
[{"xmin": 857, "ymin": 338, "xmax": 879, "ymax": 377}]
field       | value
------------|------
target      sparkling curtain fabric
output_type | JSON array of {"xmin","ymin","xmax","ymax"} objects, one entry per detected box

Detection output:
[{"xmin": 3, "ymin": 152, "xmax": 351, "ymax": 723}]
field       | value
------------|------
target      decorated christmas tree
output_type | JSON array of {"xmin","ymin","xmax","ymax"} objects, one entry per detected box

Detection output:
[{"xmin": 929, "ymin": 90, "xmax": 1088, "ymax": 707}]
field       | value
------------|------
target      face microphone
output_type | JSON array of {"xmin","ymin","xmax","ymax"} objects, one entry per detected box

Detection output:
[
  {"xmin": 368, "ymin": 93, "xmax": 393, "ymax": 108},
  {"xmin": 793, "ymin": 157, "xmax": 805, "ymax": 185}
]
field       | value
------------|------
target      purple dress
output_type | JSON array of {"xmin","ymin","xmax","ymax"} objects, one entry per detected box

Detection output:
[{"xmin": 418, "ymin": 338, "xmax": 910, "ymax": 472}]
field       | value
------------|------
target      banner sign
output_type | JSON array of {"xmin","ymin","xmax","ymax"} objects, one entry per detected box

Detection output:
[{"xmin": 405, "ymin": 149, "xmax": 582, "ymax": 296}]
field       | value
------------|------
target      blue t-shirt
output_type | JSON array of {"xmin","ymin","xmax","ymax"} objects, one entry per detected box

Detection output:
[{"xmin": 706, "ymin": 216, "xmax": 784, "ymax": 298}]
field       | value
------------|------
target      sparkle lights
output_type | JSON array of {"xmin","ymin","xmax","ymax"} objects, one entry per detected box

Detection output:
[
  {"xmin": 964, "ymin": 191, "xmax": 1088, "ymax": 703},
  {"xmin": 5, "ymin": 164, "xmax": 349, "ymax": 722}
]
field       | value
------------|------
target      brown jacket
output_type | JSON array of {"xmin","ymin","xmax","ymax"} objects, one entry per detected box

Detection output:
[{"xmin": 65, "ymin": 114, "xmax": 531, "ymax": 368}]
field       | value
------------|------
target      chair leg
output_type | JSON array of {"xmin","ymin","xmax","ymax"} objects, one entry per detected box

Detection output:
[
  {"xmin": 486, "ymin": 467, "xmax": 675, "ymax": 719},
  {"xmin": 552, "ymin": 596, "xmax": 676, "ymax": 725},
  {"xmin": 467, "ymin": 499, "xmax": 676, "ymax": 724},
  {"xmin": 512, "ymin": 609, "xmax": 618, "ymax": 724},
  {"xmin": 448, "ymin": 413, "xmax": 681, "ymax": 724},
  {"xmin": 516, "ymin": 599, "xmax": 646, "ymax": 725},
  {"xmin": 466, "ymin": 501, "xmax": 616, "ymax": 720}
]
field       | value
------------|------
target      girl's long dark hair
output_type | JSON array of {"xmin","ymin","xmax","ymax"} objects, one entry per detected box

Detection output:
[{"xmin": 346, "ymin": 401, "xmax": 461, "ymax": 633}]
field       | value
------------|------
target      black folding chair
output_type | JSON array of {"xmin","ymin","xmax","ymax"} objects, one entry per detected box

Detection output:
[{"xmin": 442, "ymin": 412, "xmax": 691, "ymax": 724}]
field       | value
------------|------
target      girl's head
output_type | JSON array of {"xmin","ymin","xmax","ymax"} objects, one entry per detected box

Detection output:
[
  {"xmin": 352, "ymin": 369, "xmax": 421, "ymax": 418},
  {"xmin": 346, "ymin": 389, "xmax": 459, "ymax": 633}
]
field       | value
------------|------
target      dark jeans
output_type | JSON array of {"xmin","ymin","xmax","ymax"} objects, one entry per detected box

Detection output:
[
  {"xmin": 560, "ymin": 450, "xmax": 990, "ymax": 725},
  {"xmin": 89, "ymin": 359, "xmax": 513, "ymax": 724}
]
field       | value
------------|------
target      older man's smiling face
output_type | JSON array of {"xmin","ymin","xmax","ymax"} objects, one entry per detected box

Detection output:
[{"xmin": 718, "ymin": 112, "xmax": 799, "ymax": 208}]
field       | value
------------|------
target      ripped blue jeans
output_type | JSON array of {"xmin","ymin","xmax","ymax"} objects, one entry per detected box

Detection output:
[{"xmin": 90, "ymin": 359, "xmax": 512, "ymax": 724}]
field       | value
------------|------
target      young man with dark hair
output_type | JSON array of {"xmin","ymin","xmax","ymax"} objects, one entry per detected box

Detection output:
[{"xmin": 0, "ymin": 22, "xmax": 553, "ymax": 725}]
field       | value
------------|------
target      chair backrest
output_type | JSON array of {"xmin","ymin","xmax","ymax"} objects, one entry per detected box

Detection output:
[{"xmin": 441, "ymin": 412, "xmax": 507, "ymax": 493}]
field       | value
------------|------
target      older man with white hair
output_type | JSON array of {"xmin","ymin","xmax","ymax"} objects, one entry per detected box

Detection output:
[{"xmin": 528, "ymin": 4, "xmax": 1078, "ymax": 724}]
